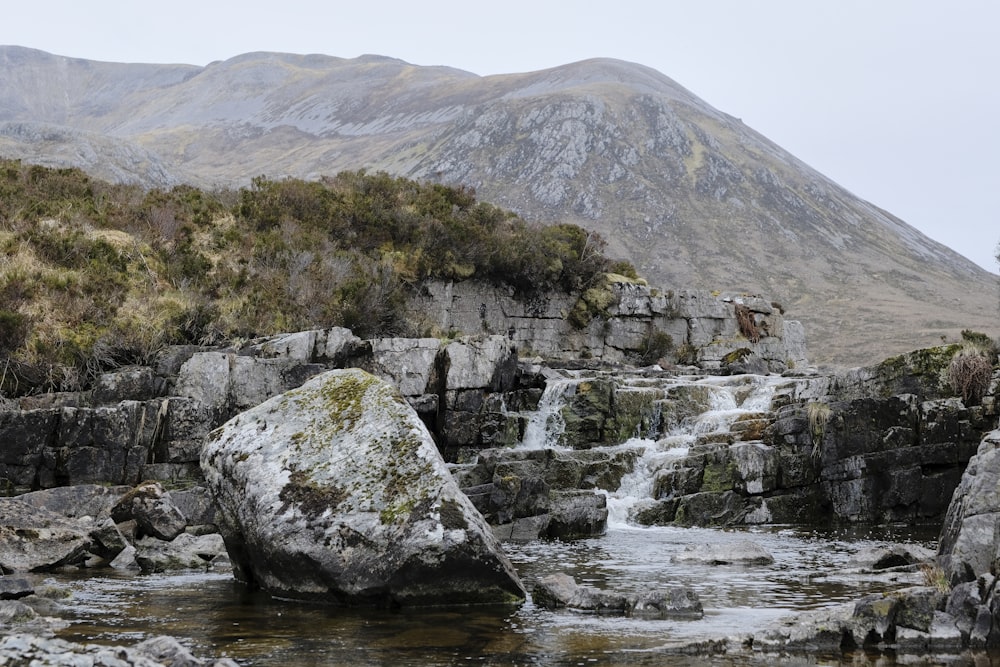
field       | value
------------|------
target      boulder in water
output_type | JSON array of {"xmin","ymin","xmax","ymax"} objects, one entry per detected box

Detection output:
[
  {"xmin": 673, "ymin": 540, "xmax": 775, "ymax": 565},
  {"xmin": 533, "ymin": 572, "xmax": 703, "ymax": 619},
  {"xmin": 202, "ymin": 368, "xmax": 526, "ymax": 607}
]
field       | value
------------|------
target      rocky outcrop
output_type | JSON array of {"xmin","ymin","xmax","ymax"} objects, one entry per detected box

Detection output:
[
  {"xmin": 407, "ymin": 280, "xmax": 808, "ymax": 372},
  {"xmin": 201, "ymin": 368, "xmax": 526, "ymax": 607},
  {"xmin": 931, "ymin": 428, "xmax": 1000, "ymax": 648},
  {"xmin": 0, "ymin": 328, "xmax": 521, "ymax": 491},
  {"xmin": 603, "ymin": 348, "xmax": 999, "ymax": 528},
  {"xmin": 0, "ymin": 483, "xmax": 227, "ymax": 574}
]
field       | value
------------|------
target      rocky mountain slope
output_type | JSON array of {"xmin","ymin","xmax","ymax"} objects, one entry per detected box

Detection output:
[{"xmin": 1, "ymin": 46, "xmax": 995, "ymax": 365}]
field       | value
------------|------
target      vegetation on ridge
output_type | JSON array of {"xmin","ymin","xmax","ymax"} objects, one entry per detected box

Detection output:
[{"xmin": 0, "ymin": 160, "xmax": 632, "ymax": 395}]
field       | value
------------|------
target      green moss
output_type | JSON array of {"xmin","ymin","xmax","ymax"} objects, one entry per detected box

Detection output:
[
  {"xmin": 379, "ymin": 498, "xmax": 416, "ymax": 525},
  {"xmin": 317, "ymin": 372, "xmax": 380, "ymax": 428},
  {"xmin": 700, "ymin": 462, "xmax": 737, "ymax": 493},
  {"xmin": 279, "ymin": 469, "xmax": 347, "ymax": 517}
]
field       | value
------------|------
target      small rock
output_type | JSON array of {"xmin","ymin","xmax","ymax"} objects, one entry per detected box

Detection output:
[
  {"xmin": 673, "ymin": 540, "xmax": 774, "ymax": 565},
  {"xmin": 0, "ymin": 577, "xmax": 33, "ymax": 600},
  {"xmin": 631, "ymin": 587, "xmax": 704, "ymax": 619},
  {"xmin": 111, "ymin": 481, "xmax": 188, "ymax": 541}
]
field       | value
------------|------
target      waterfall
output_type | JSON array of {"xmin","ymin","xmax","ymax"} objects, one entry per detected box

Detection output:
[
  {"xmin": 604, "ymin": 437, "xmax": 688, "ymax": 527},
  {"xmin": 604, "ymin": 373, "xmax": 786, "ymax": 528},
  {"xmin": 518, "ymin": 375, "xmax": 579, "ymax": 450}
]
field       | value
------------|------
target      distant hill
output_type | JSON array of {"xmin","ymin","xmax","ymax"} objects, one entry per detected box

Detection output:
[{"xmin": 1, "ymin": 46, "xmax": 995, "ymax": 365}]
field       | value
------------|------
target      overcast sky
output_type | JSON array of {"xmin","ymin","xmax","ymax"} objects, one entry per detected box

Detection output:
[{"xmin": 3, "ymin": 0, "xmax": 998, "ymax": 272}]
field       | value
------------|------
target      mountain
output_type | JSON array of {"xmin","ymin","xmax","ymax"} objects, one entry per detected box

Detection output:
[{"xmin": 0, "ymin": 45, "xmax": 995, "ymax": 366}]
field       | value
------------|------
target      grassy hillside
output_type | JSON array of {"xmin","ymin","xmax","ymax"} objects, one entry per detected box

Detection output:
[{"xmin": 0, "ymin": 160, "xmax": 632, "ymax": 395}]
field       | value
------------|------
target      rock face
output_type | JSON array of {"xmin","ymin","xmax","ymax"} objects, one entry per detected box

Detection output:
[
  {"xmin": 201, "ymin": 368, "xmax": 526, "ymax": 607},
  {"xmin": 407, "ymin": 280, "xmax": 808, "ymax": 372},
  {"xmin": 0, "ymin": 483, "xmax": 226, "ymax": 574}
]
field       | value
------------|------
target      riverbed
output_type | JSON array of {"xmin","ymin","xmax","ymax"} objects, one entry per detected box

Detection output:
[{"xmin": 51, "ymin": 522, "xmax": 951, "ymax": 666}]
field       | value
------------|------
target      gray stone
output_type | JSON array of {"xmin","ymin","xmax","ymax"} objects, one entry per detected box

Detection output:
[
  {"xmin": 0, "ymin": 498, "xmax": 93, "ymax": 571},
  {"xmin": 93, "ymin": 365, "xmax": 161, "ymax": 404},
  {"xmin": 630, "ymin": 587, "xmax": 704, "ymax": 619},
  {"xmin": 532, "ymin": 572, "xmax": 703, "ymax": 619},
  {"xmin": 532, "ymin": 572, "xmax": 629, "ymax": 614},
  {"xmin": 367, "ymin": 337, "xmax": 441, "ymax": 396},
  {"xmin": 201, "ymin": 368, "xmax": 525, "ymax": 606},
  {"xmin": 13, "ymin": 484, "xmax": 130, "ymax": 519},
  {"xmin": 111, "ymin": 481, "xmax": 188, "ymax": 541},
  {"xmin": 547, "ymin": 490, "xmax": 608, "ymax": 539},
  {"xmin": 0, "ymin": 577, "xmax": 33, "ymax": 600},
  {"xmin": 134, "ymin": 533, "xmax": 228, "ymax": 573},
  {"xmin": 673, "ymin": 540, "xmax": 774, "ymax": 565}
]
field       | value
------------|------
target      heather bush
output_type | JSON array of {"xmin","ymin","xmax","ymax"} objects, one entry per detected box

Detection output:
[{"xmin": 0, "ymin": 161, "xmax": 628, "ymax": 394}]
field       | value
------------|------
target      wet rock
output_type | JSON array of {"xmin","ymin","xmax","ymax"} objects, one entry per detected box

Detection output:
[
  {"xmin": 0, "ymin": 576, "xmax": 33, "ymax": 600},
  {"xmin": 533, "ymin": 572, "xmax": 703, "ymax": 619},
  {"xmin": 134, "ymin": 533, "xmax": 228, "ymax": 573},
  {"xmin": 631, "ymin": 588, "xmax": 704, "ymax": 619},
  {"xmin": 0, "ymin": 633, "xmax": 240, "ymax": 666},
  {"xmin": 202, "ymin": 368, "xmax": 525, "ymax": 606},
  {"xmin": 894, "ymin": 586, "xmax": 948, "ymax": 633},
  {"xmin": 0, "ymin": 601, "xmax": 38, "ymax": 625},
  {"xmin": 851, "ymin": 593, "xmax": 898, "ymax": 646},
  {"xmin": 136, "ymin": 634, "xmax": 236, "ymax": 667},
  {"xmin": 532, "ymin": 573, "xmax": 629, "ymax": 614},
  {"xmin": 111, "ymin": 481, "xmax": 188, "ymax": 541},
  {"xmin": 459, "ymin": 445, "xmax": 638, "ymax": 533},
  {"xmin": 848, "ymin": 543, "xmax": 937, "ymax": 571},
  {"xmin": 547, "ymin": 490, "xmax": 608, "ymax": 539},
  {"xmin": 673, "ymin": 540, "xmax": 774, "ymax": 565}
]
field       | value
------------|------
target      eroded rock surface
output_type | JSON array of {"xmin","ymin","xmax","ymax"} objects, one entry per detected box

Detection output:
[{"xmin": 201, "ymin": 368, "xmax": 526, "ymax": 607}]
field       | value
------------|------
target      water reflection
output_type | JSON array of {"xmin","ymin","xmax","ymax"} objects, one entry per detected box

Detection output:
[{"xmin": 48, "ymin": 524, "xmax": 987, "ymax": 666}]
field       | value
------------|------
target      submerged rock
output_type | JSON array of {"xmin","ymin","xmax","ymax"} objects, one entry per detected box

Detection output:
[
  {"xmin": 202, "ymin": 368, "xmax": 526, "ymax": 607},
  {"xmin": 532, "ymin": 572, "xmax": 703, "ymax": 619}
]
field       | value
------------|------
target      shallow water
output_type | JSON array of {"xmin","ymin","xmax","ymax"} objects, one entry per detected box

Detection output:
[
  {"xmin": 46, "ymin": 371, "xmax": 987, "ymax": 665},
  {"xmin": 51, "ymin": 523, "xmax": 960, "ymax": 667}
]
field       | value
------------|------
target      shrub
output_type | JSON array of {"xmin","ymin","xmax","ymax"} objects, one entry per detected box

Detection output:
[
  {"xmin": 0, "ymin": 309, "xmax": 28, "ymax": 352},
  {"xmin": 807, "ymin": 402, "xmax": 832, "ymax": 442},
  {"xmin": 735, "ymin": 303, "xmax": 761, "ymax": 343},
  {"xmin": 638, "ymin": 329, "xmax": 674, "ymax": 365},
  {"xmin": 948, "ymin": 347, "xmax": 993, "ymax": 406}
]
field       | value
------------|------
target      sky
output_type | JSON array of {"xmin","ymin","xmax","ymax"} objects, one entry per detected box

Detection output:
[{"xmin": 2, "ymin": 0, "xmax": 998, "ymax": 272}]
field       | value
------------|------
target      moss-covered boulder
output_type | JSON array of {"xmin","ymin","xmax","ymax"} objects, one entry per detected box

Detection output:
[{"xmin": 201, "ymin": 368, "xmax": 525, "ymax": 607}]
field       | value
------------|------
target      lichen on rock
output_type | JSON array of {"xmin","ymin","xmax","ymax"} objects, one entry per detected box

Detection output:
[{"xmin": 201, "ymin": 368, "xmax": 526, "ymax": 607}]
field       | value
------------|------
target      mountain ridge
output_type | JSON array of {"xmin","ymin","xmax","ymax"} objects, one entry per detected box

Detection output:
[{"xmin": 0, "ymin": 46, "xmax": 994, "ymax": 365}]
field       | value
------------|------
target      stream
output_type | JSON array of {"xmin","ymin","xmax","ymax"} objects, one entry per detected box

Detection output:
[
  {"xmin": 42, "ymin": 371, "xmax": 978, "ymax": 664},
  {"xmin": 51, "ymin": 523, "xmax": 938, "ymax": 666}
]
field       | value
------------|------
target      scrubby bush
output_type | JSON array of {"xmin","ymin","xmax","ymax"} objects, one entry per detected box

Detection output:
[
  {"xmin": 0, "ymin": 161, "xmax": 634, "ymax": 394},
  {"xmin": 947, "ymin": 333, "xmax": 996, "ymax": 406}
]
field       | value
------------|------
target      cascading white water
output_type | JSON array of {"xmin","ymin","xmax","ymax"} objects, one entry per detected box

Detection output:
[
  {"xmin": 604, "ymin": 437, "xmax": 689, "ymax": 527},
  {"xmin": 603, "ymin": 373, "xmax": 788, "ymax": 528},
  {"xmin": 518, "ymin": 375, "xmax": 579, "ymax": 450}
]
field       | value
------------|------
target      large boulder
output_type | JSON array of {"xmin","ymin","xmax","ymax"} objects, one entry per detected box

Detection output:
[
  {"xmin": 938, "ymin": 430, "xmax": 1000, "ymax": 586},
  {"xmin": 201, "ymin": 368, "xmax": 526, "ymax": 607}
]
